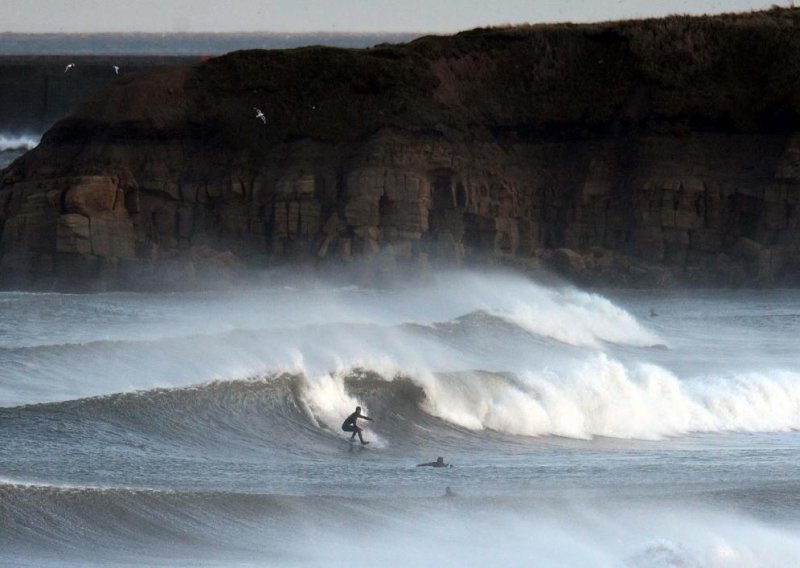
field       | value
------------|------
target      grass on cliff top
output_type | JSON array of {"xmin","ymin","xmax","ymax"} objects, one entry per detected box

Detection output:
[
  {"xmin": 190, "ymin": 45, "xmax": 444, "ymax": 149},
  {"xmin": 410, "ymin": 6, "xmax": 800, "ymax": 132},
  {"xmin": 187, "ymin": 6, "xmax": 800, "ymax": 151}
]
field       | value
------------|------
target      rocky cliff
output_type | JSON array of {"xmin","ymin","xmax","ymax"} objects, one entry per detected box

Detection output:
[{"xmin": 3, "ymin": 8, "xmax": 800, "ymax": 290}]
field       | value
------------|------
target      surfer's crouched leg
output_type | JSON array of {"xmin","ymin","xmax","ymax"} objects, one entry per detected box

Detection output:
[{"xmin": 342, "ymin": 424, "xmax": 359, "ymax": 440}]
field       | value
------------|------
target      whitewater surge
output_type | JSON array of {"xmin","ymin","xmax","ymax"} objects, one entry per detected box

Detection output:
[
  {"xmin": 408, "ymin": 360, "xmax": 800, "ymax": 439},
  {"xmin": 280, "ymin": 356, "xmax": 800, "ymax": 441},
  {"xmin": 0, "ymin": 132, "xmax": 39, "ymax": 152}
]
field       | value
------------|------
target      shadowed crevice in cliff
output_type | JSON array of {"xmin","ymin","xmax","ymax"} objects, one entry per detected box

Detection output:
[{"xmin": 2, "ymin": 7, "xmax": 800, "ymax": 290}]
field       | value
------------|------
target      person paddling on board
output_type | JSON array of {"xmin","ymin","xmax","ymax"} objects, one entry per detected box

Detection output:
[
  {"xmin": 342, "ymin": 406, "xmax": 373, "ymax": 444},
  {"xmin": 417, "ymin": 456, "xmax": 452, "ymax": 468}
]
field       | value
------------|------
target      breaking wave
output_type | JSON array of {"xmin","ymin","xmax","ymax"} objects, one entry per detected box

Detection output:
[
  {"xmin": 0, "ymin": 132, "xmax": 39, "ymax": 152},
  {"xmin": 8, "ymin": 363, "xmax": 800, "ymax": 449}
]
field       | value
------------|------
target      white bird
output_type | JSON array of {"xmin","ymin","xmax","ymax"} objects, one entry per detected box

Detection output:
[
  {"xmin": 253, "ymin": 107, "xmax": 266, "ymax": 124},
  {"xmin": 113, "ymin": 65, "xmax": 120, "ymax": 75},
  {"xmin": 64, "ymin": 63, "xmax": 75, "ymax": 73}
]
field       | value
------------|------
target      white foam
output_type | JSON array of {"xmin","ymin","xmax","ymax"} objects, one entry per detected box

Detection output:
[
  {"xmin": 417, "ymin": 355, "xmax": 800, "ymax": 439},
  {"xmin": 420, "ymin": 270, "xmax": 662, "ymax": 348},
  {"xmin": 0, "ymin": 133, "xmax": 39, "ymax": 152},
  {"xmin": 300, "ymin": 365, "xmax": 394, "ymax": 447},
  {"xmin": 0, "ymin": 476, "xmax": 139, "ymax": 491},
  {"xmin": 489, "ymin": 286, "xmax": 662, "ymax": 348}
]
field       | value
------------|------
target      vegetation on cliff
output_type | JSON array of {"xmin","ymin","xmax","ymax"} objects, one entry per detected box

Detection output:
[{"xmin": 187, "ymin": 6, "xmax": 800, "ymax": 149}]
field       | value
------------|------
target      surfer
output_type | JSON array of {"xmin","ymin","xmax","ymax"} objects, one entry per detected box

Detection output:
[
  {"xmin": 417, "ymin": 456, "xmax": 452, "ymax": 468},
  {"xmin": 342, "ymin": 406, "xmax": 373, "ymax": 444}
]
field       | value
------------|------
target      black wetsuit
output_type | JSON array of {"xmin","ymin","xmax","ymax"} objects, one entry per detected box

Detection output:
[
  {"xmin": 341, "ymin": 412, "xmax": 359, "ymax": 432},
  {"xmin": 417, "ymin": 460, "xmax": 451, "ymax": 468},
  {"xmin": 342, "ymin": 411, "xmax": 371, "ymax": 432}
]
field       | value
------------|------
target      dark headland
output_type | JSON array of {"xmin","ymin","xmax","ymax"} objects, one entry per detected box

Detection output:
[{"xmin": 2, "ymin": 8, "xmax": 800, "ymax": 291}]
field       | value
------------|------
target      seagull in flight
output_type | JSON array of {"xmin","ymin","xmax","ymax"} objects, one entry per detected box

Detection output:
[
  {"xmin": 253, "ymin": 107, "xmax": 266, "ymax": 124},
  {"xmin": 64, "ymin": 63, "xmax": 75, "ymax": 73},
  {"xmin": 113, "ymin": 65, "xmax": 120, "ymax": 75}
]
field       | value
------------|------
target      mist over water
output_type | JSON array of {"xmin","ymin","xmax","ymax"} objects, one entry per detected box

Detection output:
[{"xmin": 2, "ymin": 270, "xmax": 800, "ymax": 566}]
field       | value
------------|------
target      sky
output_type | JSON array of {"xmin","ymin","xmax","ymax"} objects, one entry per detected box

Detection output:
[{"xmin": 0, "ymin": 0, "xmax": 783, "ymax": 34}]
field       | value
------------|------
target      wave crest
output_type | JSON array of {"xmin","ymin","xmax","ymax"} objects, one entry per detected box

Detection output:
[
  {"xmin": 12, "ymin": 360, "xmax": 800, "ymax": 445},
  {"xmin": 0, "ymin": 133, "xmax": 39, "ymax": 152}
]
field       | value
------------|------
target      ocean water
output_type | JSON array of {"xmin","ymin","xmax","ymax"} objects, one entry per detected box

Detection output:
[
  {"xmin": 2, "ymin": 270, "xmax": 800, "ymax": 567},
  {"xmin": 0, "ymin": 135, "xmax": 37, "ymax": 169}
]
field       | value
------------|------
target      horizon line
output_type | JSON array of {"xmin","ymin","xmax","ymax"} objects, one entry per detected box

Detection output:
[{"xmin": 0, "ymin": 6, "xmax": 792, "ymax": 37}]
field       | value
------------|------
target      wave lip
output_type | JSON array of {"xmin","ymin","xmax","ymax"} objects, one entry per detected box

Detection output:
[{"xmin": 0, "ymin": 133, "xmax": 39, "ymax": 151}]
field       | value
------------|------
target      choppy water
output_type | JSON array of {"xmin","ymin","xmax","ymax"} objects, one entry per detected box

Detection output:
[{"xmin": 2, "ymin": 270, "xmax": 800, "ymax": 566}]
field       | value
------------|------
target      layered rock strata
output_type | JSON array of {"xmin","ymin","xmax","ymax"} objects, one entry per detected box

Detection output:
[{"xmin": 2, "ymin": 9, "xmax": 800, "ymax": 289}]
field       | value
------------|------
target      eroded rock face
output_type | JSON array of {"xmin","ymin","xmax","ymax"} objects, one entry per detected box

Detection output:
[
  {"xmin": 4, "ymin": 129, "xmax": 799, "ymax": 290},
  {"xmin": 2, "ymin": 9, "xmax": 800, "ymax": 290}
]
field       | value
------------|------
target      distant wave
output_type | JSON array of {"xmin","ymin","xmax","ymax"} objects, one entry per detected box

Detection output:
[
  {"xmin": 3, "ymin": 479, "xmax": 800, "ymax": 567},
  {"xmin": 488, "ymin": 292, "xmax": 662, "ymax": 348},
  {"xmin": 416, "ymin": 308, "xmax": 664, "ymax": 350},
  {"xmin": 0, "ymin": 133, "xmax": 39, "ymax": 152}
]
